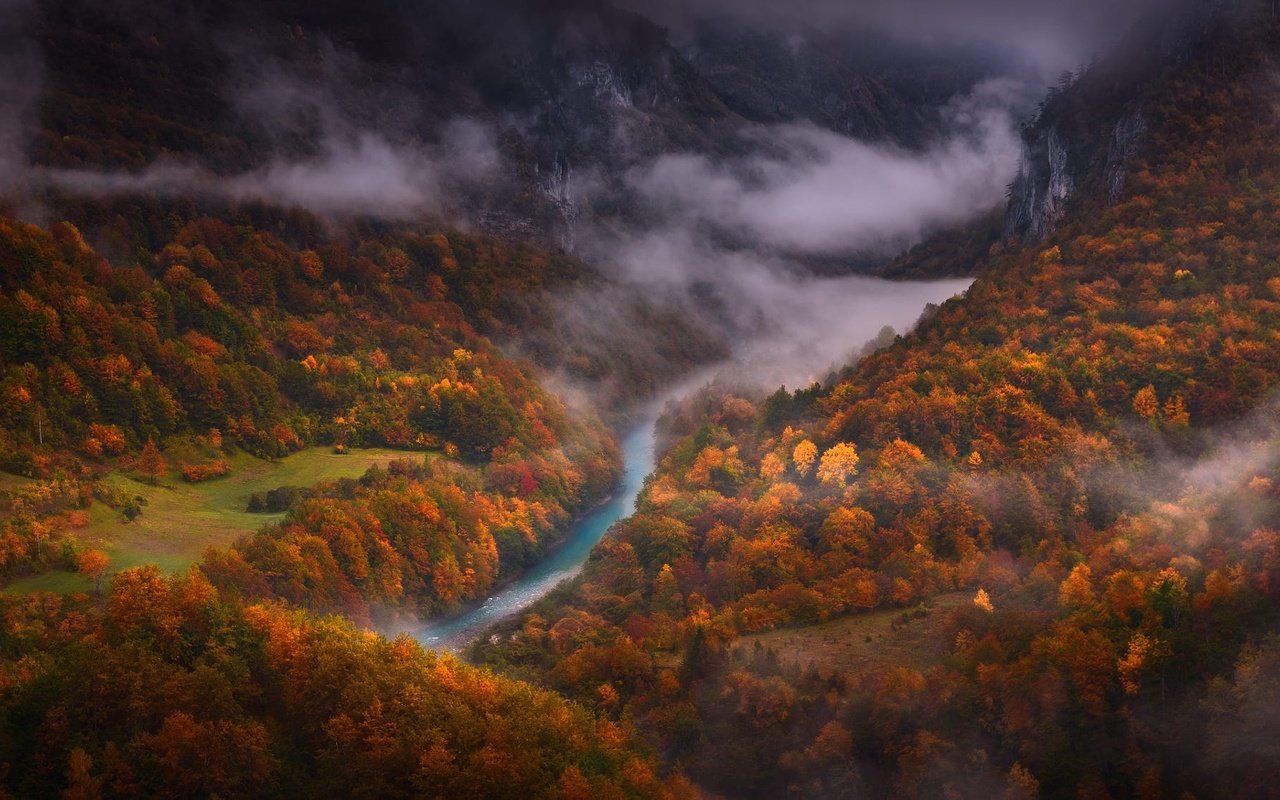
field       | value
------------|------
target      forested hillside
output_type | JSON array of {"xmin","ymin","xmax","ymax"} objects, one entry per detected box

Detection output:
[
  {"xmin": 0, "ymin": 210, "xmax": 642, "ymax": 612},
  {"xmin": 0, "ymin": 0, "xmax": 781, "ymax": 790},
  {"xmin": 5, "ymin": 0, "xmax": 1280, "ymax": 797},
  {"xmin": 473, "ymin": 5, "xmax": 1280, "ymax": 797},
  {"xmin": 0, "ymin": 566, "xmax": 696, "ymax": 798}
]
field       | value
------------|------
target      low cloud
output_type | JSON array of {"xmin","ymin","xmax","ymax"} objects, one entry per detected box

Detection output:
[
  {"xmin": 548, "ymin": 78, "xmax": 1016, "ymax": 395},
  {"xmin": 584, "ymin": 225, "xmax": 970, "ymax": 390},
  {"xmin": 727, "ymin": 272, "xmax": 971, "ymax": 389},
  {"xmin": 39, "ymin": 121, "xmax": 501, "ymax": 219},
  {"xmin": 7, "ymin": 28, "xmax": 504, "ymax": 220},
  {"xmin": 622, "ymin": 78, "xmax": 1026, "ymax": 259}
]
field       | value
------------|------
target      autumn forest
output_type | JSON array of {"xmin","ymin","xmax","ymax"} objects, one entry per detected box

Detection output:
[{"xmin": 2, "ymin": 0, "xmax": 1280, "ymax": 797}]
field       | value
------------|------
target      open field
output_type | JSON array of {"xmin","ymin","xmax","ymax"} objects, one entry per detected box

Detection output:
[
  {"xmin": 732, "ymin": 592, "xmax": 971, "ymax": 679},
  {"xmin": 0, "ymin": 473, "xmax": 34, "ymax": 493},
  {"xmin": 5, "ymin": 446, "xmax": 417, "ymax": 595}
]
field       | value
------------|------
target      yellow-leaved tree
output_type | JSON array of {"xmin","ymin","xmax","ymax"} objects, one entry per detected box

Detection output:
[
  {"xmin": 1133, "ymin": 384, "xmax": 1159, "ymax": 420},
  {"xmin": 792, "ymin": 440, "xmax": 818, "ymax": 478},
  {"xmin": 816, "ymin": 443, "xmax": 860, "ymax": 487}
]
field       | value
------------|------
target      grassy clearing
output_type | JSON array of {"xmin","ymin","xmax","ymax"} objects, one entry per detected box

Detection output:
[
  {"xmin": 732, "ymin": 592, "xmax": 970, "ymax": 679},
  {"xmin": 4, "ymin": 446, "xmax": 418, "ymax": 595},
  {"xmin": 0, "ymin": 473, "xmax": 33, "ymax": 493},
  {"xmin": 4, "ymin": 570, "xmax": 92, "ymax": 595}
]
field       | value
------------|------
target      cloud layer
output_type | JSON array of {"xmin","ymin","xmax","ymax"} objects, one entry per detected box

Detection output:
[
  {"xmin": 624, "ymin": 79, "xmax": 1025, "ymax": 258},
  {"xmin": 39, "ymin": 121, "xmax": 501, "ymax": 219},
  {"xmin": 549, "ymin": 76, "xmax": 1023, "ymax": 394}
]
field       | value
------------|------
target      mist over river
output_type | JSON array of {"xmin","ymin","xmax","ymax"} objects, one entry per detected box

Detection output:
[{"xmin": 415, "ymin": 275, "xmax": 971, "ymax": 650}]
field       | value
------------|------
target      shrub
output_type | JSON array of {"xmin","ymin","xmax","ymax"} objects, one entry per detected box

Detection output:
[{"xmin": 181, "ymin": 459, "xmax": 232, "ymax": 483}]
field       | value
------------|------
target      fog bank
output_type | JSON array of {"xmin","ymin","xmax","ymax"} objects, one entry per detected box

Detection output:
[
  {"xmin": 39, "ymin": 121, "xmax": 501, "ymax": 219},
  {"xmin": 622, "ymin": 78, "xmax": 1026, "ymax": 259}
]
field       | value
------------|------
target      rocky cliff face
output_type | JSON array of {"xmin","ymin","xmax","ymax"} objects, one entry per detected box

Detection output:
[
  {"xmin": 672, "ymin": 23, "xmax": 998, "ymax": 149},
  {"xmin": 1004, "ymin": 125, "xmax": 1075, "ymax": 240},
  {"xmin": 1004, "ymin": 108, "xmax": 1148, "ymax": 240},
  {"xmin": 1001, "ymin": 0, "xmax": 1264, "ymax": 241},
  {"xmin": 1104, "ymin": 111, "xmax": 1148, "ymax": 204}
]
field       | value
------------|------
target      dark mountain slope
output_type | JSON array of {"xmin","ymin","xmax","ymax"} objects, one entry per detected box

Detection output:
[
  {"xmin": 885, "ymin": 0, "xmax": 1273, "ymax": 276},
  {"xmin": 1003, "ymin": 0, "xmax": 1259, "ymax": 240},
  {"xmin": 675, "ymin": 22, "xmax": 1001, "ymax": 147}
]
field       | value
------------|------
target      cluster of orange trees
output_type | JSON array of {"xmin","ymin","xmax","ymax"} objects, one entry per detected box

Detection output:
[{"xmin": 0, "ymin": 566, "xmax": 696, "ymax": 798}]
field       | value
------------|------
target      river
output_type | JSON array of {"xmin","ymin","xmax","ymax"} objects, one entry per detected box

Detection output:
[
  {"xmin": 415, "ymin": 405, "xmax": 660, "ymax": 651},
  {"xmin": 414, "ymin": 275, "xmax": 972, "ymax": 651}
]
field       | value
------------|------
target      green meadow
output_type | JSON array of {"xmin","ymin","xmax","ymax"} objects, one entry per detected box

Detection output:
[{"xmin": 5, "ymin": 446, "xmax": 415, "ymax": 595}]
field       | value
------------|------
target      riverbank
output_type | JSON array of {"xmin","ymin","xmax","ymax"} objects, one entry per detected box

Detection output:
[{"xmin": 413, "ymin": 406, "xmax": 662, "ymax": 650}]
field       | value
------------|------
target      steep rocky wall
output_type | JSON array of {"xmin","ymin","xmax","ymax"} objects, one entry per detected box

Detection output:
[
  {"xmin": 1004, "ymin": 108, "xmax": 1148, "ymax": 241},
  {"xmin": 1004, "ymin": 125, "xmax": 1075, "ymax": 240},
  {"xmin": 1000, "ymin": 0, "xmax": 1267, "ymax": 241}
]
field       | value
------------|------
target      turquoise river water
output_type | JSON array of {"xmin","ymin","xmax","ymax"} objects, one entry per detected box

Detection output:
[{"xmin": 415, "ymin": 405, "xmax": 660, "ymax": 650}]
